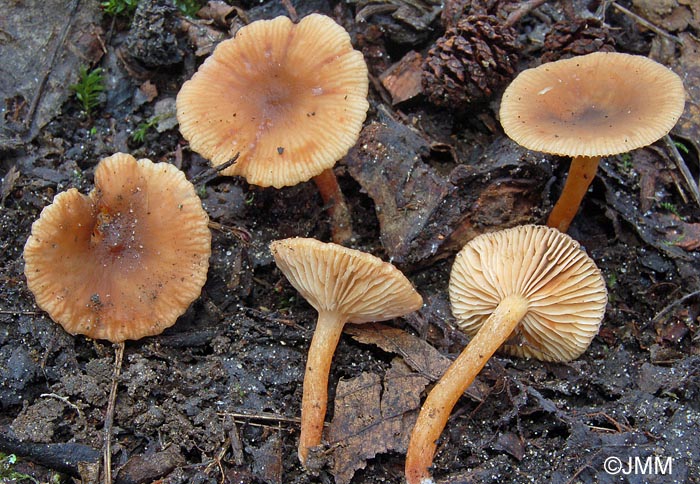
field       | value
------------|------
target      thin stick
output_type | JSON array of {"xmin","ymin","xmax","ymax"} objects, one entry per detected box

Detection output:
[
  {"xmin": 651, "ymin": 289, "xmax": 700, "ymax": 324},
  {"xmin": 280, "ymin": 0, "xmax": 298, "ymax": 22},
  {"xmin": 190, "ymin": 152, "xmax": 240, "ymax": 185},
  {"xmin": 102, "ymin": 342, "xmax": 125, "ymax": 484},
  {"xmin": 504, "ymin": 0, "xmax": 548, "ymax": 28},
  {"xmin": 610, "ymin": 2, "xmax": 682, "ymax": 45},
  {"xmin": 664, "ymin": 135, "xmax": 700, "ymax": 208}
]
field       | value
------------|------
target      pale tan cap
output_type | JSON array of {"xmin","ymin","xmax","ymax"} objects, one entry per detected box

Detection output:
[
  {"xmin": 177, "ymin": 14, "xmax": 369, "ymax": 188},
  {"xmin": 500, "ymin": 52, "xmax": 686, "ymax": 158},
  {"xmin": 270, "ymin": 237, "xmax": 423, "ymax": 323},
  {"xmin": 449, "ymin": 225, "xmax": 607, "ymax": 362},
  {"xmin": 24, "ymin": 153, "xmax": 211, "ymax": 343}
]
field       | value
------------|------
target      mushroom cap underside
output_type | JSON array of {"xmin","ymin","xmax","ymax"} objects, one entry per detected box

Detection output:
[
  {"xmin": 499, "ymin": 52, "xmax": 686, "ymax": 157},
  {"xmin": 23, "ymin": 153, "xmax": 211, "ymax": 343},
  {"xmin": 270, "ymin": 237, "xmax": 423, "ymax": 323},
  {"xmin": 449, "ymin": 225, "xmax": 607, "ymax": 362},
  {"xmin": 177, "ymin": 14, "xmax": 369, "ymax": 188}
]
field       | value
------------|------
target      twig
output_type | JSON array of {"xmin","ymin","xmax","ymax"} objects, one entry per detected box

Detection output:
[
  {"xmin": 651, "ymin": 289, "xmax": 700, "ymax": 324},
  {"xmin": 280, "ymin": 0, "xmax": 298, "ymax": 22},
  {"xmin": 664, "ymin": 135, "xmax": 700, "ymax": 208},
  {"xmin": 610, "ymin": 2, "xmax": 682, "ymax": 45},
  {"xmin": 0, "ymin": 309, "xmax": 41, "ymax": 315},
  {"xmin": 191, "ymin": 153, "xmax": 240, "ymax": 186},
  {"xmin": 102, "ymin": 342, "xmax": 125, "ymax": 484},
  {"xmin": 504, "ymin": 0, "xmax": 549, "ymax": 28},
  {"xmin": 218, "ymin": 410, "xmax": 301, "ymax": 425},
  {"xmin": 207, "ymin": 221, "xmax": 252, "ymax": 243},
  {"xmin": 40, "ymin": 393, "xmax": 84, "ymax": 423}
]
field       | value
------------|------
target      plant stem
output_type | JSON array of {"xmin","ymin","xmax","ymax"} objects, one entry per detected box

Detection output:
[
  {"xmin": 405, "ymin": 295, "xmax": 529, "ymax": 484},
  {"xmin": 298, "ymin": 310, "xmax": 346, "ymax": 465},
  {"xmin": 103, "ymin": 341, "xmax": 124, "ymax": 484},
  {"xmin": 547, "ymin": 155, "xmax": 601, "ymax": 232}
]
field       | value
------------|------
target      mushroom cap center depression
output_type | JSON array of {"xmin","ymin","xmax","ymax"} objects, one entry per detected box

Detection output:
[
  {"xmin": 533, "ymin": 69, "xmax": 642, "ymax": 137},
  {"xmin": 241, "ymin": 62, "xmax": 323, "ymax": 137}
]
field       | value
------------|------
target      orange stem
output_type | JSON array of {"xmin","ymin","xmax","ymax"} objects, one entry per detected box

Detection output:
[
  {"xmin": 298, "ymin": 310, "xmax": 346, "ymax": 465},
  {"xmin": 405, "ymin": 295, "xmax": 529, "ymax": 484},
  {"xmin": 546, "ymin": 156, "xmax": 601, "ymax": 232},
  {"xmin": 313, "ymin": 169, "xmax": 353, "ymax": 244}
]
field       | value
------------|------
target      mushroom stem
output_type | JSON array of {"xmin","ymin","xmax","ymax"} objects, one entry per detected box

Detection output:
[
  {"xmin": 298, "ymin": 310, "xmax": 347, "ymax": 465},
  {"xmin": 546, "ymin": 155, "xmax": 601, "ymax": 232},
  {"xmin": 405, "ymin": 295, "xmax": 529, "ymax": 484},
  {"xmin": 313, "ymin": 169, "xmax": 353, "ymax": 245}
]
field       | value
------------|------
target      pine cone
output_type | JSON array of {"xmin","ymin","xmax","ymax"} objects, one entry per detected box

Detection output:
[
  {"xmin": 423, "ymin": 15, "xmax": 519, "ymax": 110},
  {"xmin": 541, "ymin": 18, "xmax": 616, "ymax": 63}
]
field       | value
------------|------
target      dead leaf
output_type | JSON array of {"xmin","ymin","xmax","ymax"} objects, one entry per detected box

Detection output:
[
  {"xmin": 114, "ymin": 444, "xmax": 185, "ymax": 484},
  {"xmin": 345, "ymin": 105, "xmax": 457, "ymax": 266},
  {"xmin": 197, "ymin": 1, "xmax": 237, "ymax": 27},
  {"xmin": 345, "ymin": 323, "xmax": 486, "ymax": 401},
  {"xmin": 325, "ymin": 358, "xmax": 428, "ymax": 484},
  {"xmin": 492, "ymin": 432, "xmax": 524, "ymax": 461},
  {"xmin": 1, "ymin": 165, "xmax": 20, "ymax": 205},
  {"xmin": 138, "ymin": 81, "xmax": 158, "ymax": 103},
  {"xmin": 656, "ymin": 213, "xmax": 700, "ymax": 251}
]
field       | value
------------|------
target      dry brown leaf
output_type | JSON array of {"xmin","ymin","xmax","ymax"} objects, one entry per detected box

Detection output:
[
  {"xmin": 346, "ymin": 323, "xmax": 487, "ymax": 401},
  {"xmin": 325, "ymin": 358, "xmax": 428, "ymax": 484}
]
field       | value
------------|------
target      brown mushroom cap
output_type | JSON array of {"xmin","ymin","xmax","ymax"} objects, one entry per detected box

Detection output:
[
  {"xmin": 176, "ymin": 14, "xmax": 369, "ymax": 189},
  {"xmin": 270, "ymin": 237, "xmax": 423, "ymax": 322},
  {"xmin": 449, "ymin": 224, "xmax": 607, "ymax": 361},
  {"xmin": 24, "ymin": 153, "xmax": 211, "ymax": 343},
  {"xmin": 499, "ymin": 52, "xmax": 686, "ymax": 158}
]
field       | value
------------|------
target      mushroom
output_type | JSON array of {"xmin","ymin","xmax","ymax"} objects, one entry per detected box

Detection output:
[
  {"xmin": 24, "ymin": 152, "xmax": 211, "ymax": 342},
  {"xmin": 499, "ymin": 52, "xmax": 686, "ymax": 232},
  {"xmin": 270, "ymin": 237, "xmax": 423, "ymax": 465},
  {"xmin": 405, "ymin": 225, "xmax": 607, "ymax": 484},
  {"xmin": 177, "ymin": 14, "xmax": 369, "ymax": 243},
  {"xmin": 24, "ymin": 152, "xmax": 211, "ymax": 484}
]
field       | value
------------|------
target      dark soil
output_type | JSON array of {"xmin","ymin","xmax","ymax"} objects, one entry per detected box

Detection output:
[{"xmin": 1, "ymin": 1, "xmax": 699, "ymax": 484}]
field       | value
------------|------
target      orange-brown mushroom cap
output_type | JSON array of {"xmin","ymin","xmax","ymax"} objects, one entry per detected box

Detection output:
[
  {"xmin": 270, "ymin": 237, "xmax": 423, "ymax": 322},
  {"xmin": 23, "ymin": 153, "xmax": 211, "ymax": 343},
  {"xmin": 176, "ymin": 14, "xmax": 369, "ymax": 189},
  {"xmin": 450, "ymin": 224, "xmax": 607, "ymax": 362},
  {"xmin": 499, "ymin": 52, "xmax": 686, "ymax": 157}
]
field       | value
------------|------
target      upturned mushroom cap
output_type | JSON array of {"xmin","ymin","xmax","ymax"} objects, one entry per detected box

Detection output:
[
  {"xmin": 499, "ymin": 52, "xmax": 686, "ymax": 158},
  {"xmin": 24, "ymin": 153, "xmax": 211, "ymax": 343},
  {"xmin": 177, "ymin": 14, "xmax": 369, "ymax": 189},
  {"xmin": 450, "ymin": 225, "xmax": 607, "ymax": 361},
  {"xmin": 270, "ymin": 237, "xmax": 423, "ymax": 322}
]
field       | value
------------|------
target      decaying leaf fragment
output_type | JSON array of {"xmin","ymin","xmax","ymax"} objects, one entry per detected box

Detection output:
[{"xmin": 325, "ymin": 359, "xmax": 429, "ymax": 484}]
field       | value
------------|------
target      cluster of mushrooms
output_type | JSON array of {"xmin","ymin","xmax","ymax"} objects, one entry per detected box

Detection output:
[{"xmin": 23, "ymin": 12, "xmax": 685, "ymax": 484}]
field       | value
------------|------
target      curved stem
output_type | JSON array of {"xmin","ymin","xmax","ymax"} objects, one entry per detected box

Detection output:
[
  {"xmin": 298, "ymin": 310, "xmax": 346, "ymax": 465},
  {"xmin": 405, "ymin": 295, "xmax": 529, "ymax": 484},
  {"xmin": 547, "ymin": 155, "xmax": 601, "ymax": 232},
  {"xmin": 313, "ymin": 169, "xmax": 353, "ymax": 245}
]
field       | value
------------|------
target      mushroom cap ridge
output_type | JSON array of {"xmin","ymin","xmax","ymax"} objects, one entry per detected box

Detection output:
[
  {"xmin": 270, "ymin": 237, "xmax": 423, "ymax": 323},
  {"xmin": 499, "ymin": 52, "xmax": 686, "ymax": 158},
  {"xmin": 23, "ymin": 153, "xmax": 211, "ymax": 343},
  {"xmin": 449, "ymin": 225, "xmax": 607, "ymax": 362}
]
